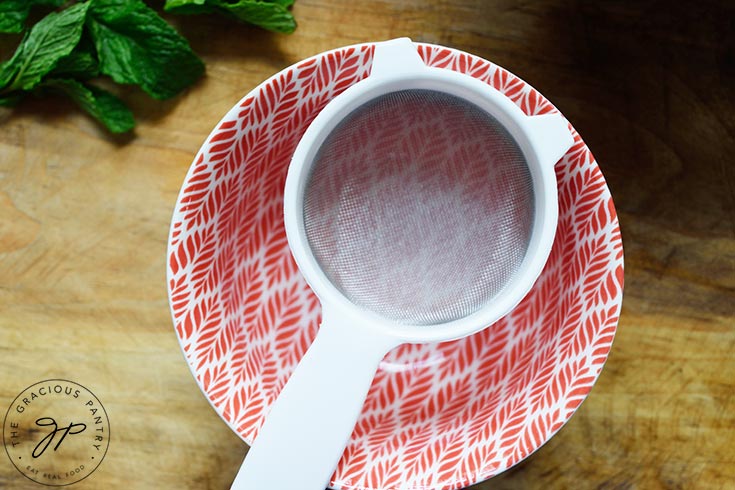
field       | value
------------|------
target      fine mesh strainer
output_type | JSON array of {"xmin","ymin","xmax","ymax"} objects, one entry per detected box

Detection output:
[{"xmin": 232, "ymin": 38, "xmax": 574, "ymax": 490}]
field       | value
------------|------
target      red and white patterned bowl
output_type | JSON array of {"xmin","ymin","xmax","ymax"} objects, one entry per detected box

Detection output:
[{"xmin": 167, "ymin": 42, "xmax": 624, "ymax": 490}]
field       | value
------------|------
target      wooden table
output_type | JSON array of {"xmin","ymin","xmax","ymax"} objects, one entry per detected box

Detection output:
[{"xmin": 1, "ymin": 1, "xmax": 733, "ymax": 488}]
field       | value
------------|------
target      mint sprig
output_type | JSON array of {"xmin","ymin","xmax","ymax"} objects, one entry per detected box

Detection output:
[
  {"xmin": 2, "ymin": 2, "xmax": 90, "ymax": 92},
  {"xmin": 0, "ymin": 0, "xmax": 296, "ymax": 134},
  {"xmin": 164, "ymin": 0, "xmax": 297, "ymax": 34},
  {"xmin": 87, "ymin": 0, "xmax": 204, "ymax": 100}
]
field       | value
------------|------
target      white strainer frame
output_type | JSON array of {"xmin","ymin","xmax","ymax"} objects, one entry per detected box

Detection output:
[{"xmin": 285, "ymin": 38, "xmax": 572, "ymax": 344}]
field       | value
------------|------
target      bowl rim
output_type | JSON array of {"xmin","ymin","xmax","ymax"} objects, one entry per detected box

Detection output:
[{"xmin": 167, "ymin": 40, "xmax": 624, "ymax": 490}]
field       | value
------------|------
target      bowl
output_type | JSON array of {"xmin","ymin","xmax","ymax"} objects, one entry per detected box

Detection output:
[{"xmin": 167, "ymin": 41, "xmax": 624, "ymax": 490}]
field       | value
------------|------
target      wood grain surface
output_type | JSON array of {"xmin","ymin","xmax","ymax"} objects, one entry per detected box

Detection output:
[{"xmin": 1, "ymin": 1, "xmax": 733, "ymax": 489}]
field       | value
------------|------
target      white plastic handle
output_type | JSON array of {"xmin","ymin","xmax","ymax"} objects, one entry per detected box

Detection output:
[{"xmin": 230, "ymin": 309, "xmax": 397, "ymax": 490}]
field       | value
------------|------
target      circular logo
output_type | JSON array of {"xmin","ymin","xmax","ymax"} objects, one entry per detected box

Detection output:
[{"xmin": 3, "ymin": 379, "xmax": 110, "ymax": 486}]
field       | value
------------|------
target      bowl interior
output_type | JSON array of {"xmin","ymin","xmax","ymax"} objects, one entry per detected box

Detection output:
[{"xmin": 167, "ymin": 42, "xmax": 624, "ymax": 490}]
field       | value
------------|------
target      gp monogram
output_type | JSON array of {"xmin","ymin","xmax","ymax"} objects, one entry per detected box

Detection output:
[{"xmin": 3, "ymin": 379, "xmax": 110, "ymax": 486}]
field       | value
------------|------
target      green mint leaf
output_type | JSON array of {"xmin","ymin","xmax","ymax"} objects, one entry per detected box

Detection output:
[
  {"xmin": 87, "ymin": 0, "xmax": 204, "ymax": 100},
  {"xmin": 165, "ymin": 0, "xmax": 296, "ymax": 34},
  {"xmin": 2, "ymin": 2, "xmax": 90, "ymax": 92},
  {"xmin": 0, "ymin": 2, "xmax": 30, "ymax": 34},
  {"xmin": 162, "ymin": 0, "xmax": 215, "ymax": 16},
  {"xmin": 210, "ymin": 0, "xmax": 296, "ymax": 33},
  {"xmin": 164, "ymin": 0, "xmax": 207, "ymax": 8},
  {"xmin": 41, "ymin": 78, "xmax": 135, "ymax": 133},
  {"xmin": 50, "ymin": 45, "xmax": 100, "ymax": 79},
  {"xmin": 0, "ymin": 0, "xmax": 65, "ymax": 34}
]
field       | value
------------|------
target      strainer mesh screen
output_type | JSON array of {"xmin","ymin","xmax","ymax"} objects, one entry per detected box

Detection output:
[{"xmin": 303, "ymin": 89, "xmax": 534, "ymax": 325}]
